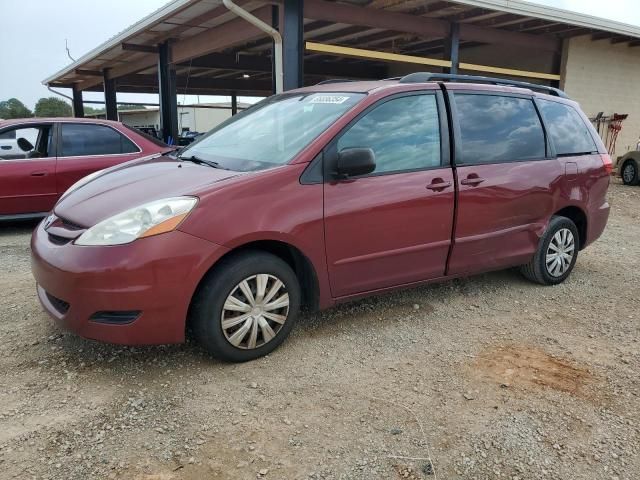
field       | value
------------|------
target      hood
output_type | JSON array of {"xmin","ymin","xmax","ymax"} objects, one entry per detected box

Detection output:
[{"xmin": 54, "ymin": 155, "xmax": 240, "ymax": 227}]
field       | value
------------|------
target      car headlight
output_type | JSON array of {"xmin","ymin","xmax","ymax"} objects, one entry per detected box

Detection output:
[{"xmin": 75, "ymin": 196, "xmax": 198, "ymax": 246}]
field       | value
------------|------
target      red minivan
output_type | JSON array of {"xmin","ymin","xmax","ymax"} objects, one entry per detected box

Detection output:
[
  {"xmin": 0, "ymin": 118, "xmax": 171, "ymax": 220},
  {"xmin": 31, "ymin": 74, "xmax": 611, "ymax": 362}
]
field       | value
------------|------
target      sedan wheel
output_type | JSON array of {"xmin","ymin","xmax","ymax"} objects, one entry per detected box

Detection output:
[
  {"xmin": 545, "ymin": 228, "xmax": 575, "ymax": 277},
  {"xmin": 221, "ymin": 274, "xmax": 289, "ymax": 350}
]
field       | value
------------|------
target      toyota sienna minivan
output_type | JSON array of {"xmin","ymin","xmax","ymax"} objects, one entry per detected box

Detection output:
[{"xmin": 31, "ymin": 73, "xmax": 611, "ymax": 362}]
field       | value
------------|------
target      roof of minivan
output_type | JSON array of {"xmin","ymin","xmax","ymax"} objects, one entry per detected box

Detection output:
[{"xmin": 292, "ymin": 79, "xmax": 572, "ymax": 103}]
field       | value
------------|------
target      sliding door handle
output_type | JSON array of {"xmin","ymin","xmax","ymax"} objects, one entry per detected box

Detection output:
[
  {"xmin": 426, "ymin": 180, "xmax": 452, "ymax": 191},
  {"xmin": 460, "ymin": 177, "xmax": 485, "ymax": 186}
]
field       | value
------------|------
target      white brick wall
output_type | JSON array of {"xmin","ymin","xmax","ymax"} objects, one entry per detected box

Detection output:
[{"xmin": 562, "ymin": 36, "xmax": 640, "ymax": 156}]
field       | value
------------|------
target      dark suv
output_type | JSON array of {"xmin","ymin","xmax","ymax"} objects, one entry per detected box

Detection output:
[{"xmin": 31, "ymin": 73, "xmax": 611, "ymax": 362}]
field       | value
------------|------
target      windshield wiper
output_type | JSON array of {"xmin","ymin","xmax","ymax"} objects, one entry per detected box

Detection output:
[{"xmin": 179, "ymin": 155, "xmax": 226, "ymax": 169}]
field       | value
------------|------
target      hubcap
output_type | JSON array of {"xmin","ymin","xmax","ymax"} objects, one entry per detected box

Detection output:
[
  {"xmin": 221, "ymin": 274, "xmax": 289, "ymax": 350},
  {"xmin": 545, "ymin": 228, "xmax": 575, "ymax": 277},
  {"xmin": 623, "ymin": 163, "xmax": 636, "ymax": 183}
]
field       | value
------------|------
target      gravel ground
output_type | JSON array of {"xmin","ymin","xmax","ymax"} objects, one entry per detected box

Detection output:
[{"xmin": 0, "ymin": 179, "xmax": 638, "ymax": 480}]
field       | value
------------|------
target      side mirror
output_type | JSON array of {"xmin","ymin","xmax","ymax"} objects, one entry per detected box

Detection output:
[{"xmin": 336, "ymin": 147, "xmax": 376, "ymax": 178}]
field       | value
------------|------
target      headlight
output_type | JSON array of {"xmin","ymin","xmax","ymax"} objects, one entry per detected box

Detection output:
[{"xmin": 75, "ymin": 196, "xmax": 198, "ymax": 246}]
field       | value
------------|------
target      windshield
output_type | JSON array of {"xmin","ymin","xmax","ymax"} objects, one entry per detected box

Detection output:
[{"xmin": 180, "ymin": 92, "xmax": 365, "ymax": 172}]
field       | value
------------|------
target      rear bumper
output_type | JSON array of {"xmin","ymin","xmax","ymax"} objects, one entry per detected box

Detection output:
[
  {"xmin": 584, "ymin": 201, "xmax": 610, "ymax": 248},
  {"xmin": 31, "ymin": 221, "xmax": 229, "ymax": 345}
]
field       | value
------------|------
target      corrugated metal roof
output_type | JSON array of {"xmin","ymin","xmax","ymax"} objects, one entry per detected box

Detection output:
[{"xmin": 43, "ymin": 0, "xmax": 640, "ymax": 92}]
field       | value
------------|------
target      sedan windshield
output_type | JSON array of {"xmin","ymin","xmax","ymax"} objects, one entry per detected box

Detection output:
[{"xmin": 179, "ymin": 92, "xmax": 365, "ymax": 172}]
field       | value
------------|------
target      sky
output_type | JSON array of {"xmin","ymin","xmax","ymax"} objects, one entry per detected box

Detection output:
[{"xmin": 0, "ymin": 0, "xmax": 639, "ymax": 110}]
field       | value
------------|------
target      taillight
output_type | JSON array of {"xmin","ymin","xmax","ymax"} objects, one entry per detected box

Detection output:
[{"xmin": 600, "ymin": 153, "xmax": 613, "ymax": 175}]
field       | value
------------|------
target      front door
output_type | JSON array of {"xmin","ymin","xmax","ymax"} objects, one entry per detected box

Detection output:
[
  {"xmin": 0, "ymin": 124, "xmax": 57, "ymax": 216},
  {"xmin": 446, "ymin": 91, "xmax": 560, "ymax": 275},
  {"xmin": 324, "ymin": 93, "xmax": 455, "ymax": 297}
]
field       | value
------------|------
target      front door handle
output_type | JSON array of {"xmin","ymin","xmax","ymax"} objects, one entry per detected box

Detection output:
[
  {"xmin": 30, "ymin": 171, "xmax": 48, "ymax": 177},
  {"xmin": 460, "ymin": 176, "xmax": 485, "ymax": 186},
  {"xmin": 426, "ymin": 179, "xmax": 452, "ymax": 191}
]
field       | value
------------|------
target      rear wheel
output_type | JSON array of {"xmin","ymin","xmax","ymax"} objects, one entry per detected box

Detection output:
[
  {"xmin": 622, "ymin": 160, "xmax": 639, "ymax": 186},
  {"xmin": 191, "ymin": 251, "xmax": 300, "ymax": 362},
  {"xmin": 520, "ymin": 216, "xmax": 579, "ymax": 285}
]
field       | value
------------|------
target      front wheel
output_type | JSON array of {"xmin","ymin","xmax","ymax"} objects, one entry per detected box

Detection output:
[
  {"xmin": 190, "ymin": 251, "xmax": 300, "ymax": 362},
  {"xmin": 520, "ymin": 216, "xmax": 579, "ymax": 285},
  {"xmin": 622, "ymin": 160, "xmax": 639, "ymax": 186}
]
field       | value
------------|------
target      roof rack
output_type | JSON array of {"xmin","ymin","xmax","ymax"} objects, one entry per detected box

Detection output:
[
  {"xmin": 315, "ymin": 79, "xmax": 357, "ymax": 85},
  {"xmin": 398, "ymin": 72, "xmax": 568, "ymax": 98}
]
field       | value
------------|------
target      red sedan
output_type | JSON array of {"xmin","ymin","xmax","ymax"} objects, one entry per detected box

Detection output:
[{"xmin": 0, "ymin": 118, "xmax": 171, "ymax": 220}]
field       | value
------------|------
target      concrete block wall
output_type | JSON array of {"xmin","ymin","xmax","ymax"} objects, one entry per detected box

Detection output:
[{"xmin": 561, "ymin": 35, "xmax": 640, "ymax": 156}]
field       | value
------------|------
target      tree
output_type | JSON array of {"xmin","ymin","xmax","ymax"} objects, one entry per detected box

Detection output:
[
  {"xmin": 84, "ymin": 106, "xmax": 105, "ymax": 116},
  {"xmin": 0, "ymin": 98, "xmax": 33, "ymax": 119},
  {"xmin": 34, "ymin": 97, "xmax": 72, "ymax": 117}
]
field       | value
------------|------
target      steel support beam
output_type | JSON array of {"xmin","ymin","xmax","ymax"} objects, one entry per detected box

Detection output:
[
  {"xmin": 302, "ymin": 0, "xmax": 560, "ymax": 52},
  {"xmin": 444, "ymin": 22, "xmax": 460, "ymax": 74},
  {"xmin": 72, "ymin": 85, "xmax": 84, "ymax": 118},
  {"xmin": 271, "ymin": 5, "xmax": 279, "ymax": 94},
  {"xmin": 177, "ymin": 52, "xmax": 386, "ymax": 79},
  {"xmin": 113, "ymin": 74, "xmax": 272, "ymax": 94},
  {"xmin": 158, "ymin": 42, "xmax": 179, "ymax": 145},
  {"xmin": 122, "ymin": 43, "xmax": 159, "ymax": 53},
  {"xmin": 282, "ymin": 0, "xmax": 304, "ymax": 90},
  {"xmin": 103, "ymin": 71, "xmax": 118, "ymax": 120}
]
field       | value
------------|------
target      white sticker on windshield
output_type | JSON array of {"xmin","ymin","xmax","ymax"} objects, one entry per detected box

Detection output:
[{"xmin": 310, "ymin": 95, "xmax": 350, "ymax": 104}]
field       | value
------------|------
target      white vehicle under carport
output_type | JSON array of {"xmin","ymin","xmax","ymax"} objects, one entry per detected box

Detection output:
[
  {"xmin": 616, "ymin": 151, "xmax": 640, "ymax": 186},
  {"xmin": 0, "ymin": 129, "xmax": 22, "ymax": 159}
]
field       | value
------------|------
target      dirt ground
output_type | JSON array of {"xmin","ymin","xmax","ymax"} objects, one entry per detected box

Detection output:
[{"xmin": 1, "ymin": 179, "xmax": 638, "ymax": 480}]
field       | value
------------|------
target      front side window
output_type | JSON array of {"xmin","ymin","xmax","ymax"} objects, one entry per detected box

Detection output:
[
  {"xmin": 337, "ymin": 94, "xmax": 441, "ymax": 174},
  {"xmin": 455, "ymin": 94, "xmax": 546, "ymax": 164},
  {"xmin": 180, "ymin": 92, "xmax": 365, "ymax": 172},
  {"xmin": 537, "ymin": 99, "xmax": 597, "ymax": 156},
  {"xmin": 0, "ymin": 125, "xmax": 53, "ymax": 160},
  {"xmin": 60, "ymin": 123, "xmax": 139, "ymax": 157}
]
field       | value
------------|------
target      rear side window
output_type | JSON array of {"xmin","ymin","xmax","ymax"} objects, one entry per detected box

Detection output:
[
  {"xmin": 537, "ymin": 99, "xmax": 597, "ymax": 156},
  {"xmin": 60, "ymin": 123, "xmax": 139, "ymax": 157},
  {"xmin": 337, "ymin": 94, "xmax": 441, "ymax": 174},
  {"xmin": 454, "ymin": 94, "xmax": 545, "ymax": 164}
]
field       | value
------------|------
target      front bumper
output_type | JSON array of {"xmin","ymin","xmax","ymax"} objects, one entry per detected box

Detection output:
[{"xmin": 31, "ymin": 220, "xmax": 229, "ymax": 345}]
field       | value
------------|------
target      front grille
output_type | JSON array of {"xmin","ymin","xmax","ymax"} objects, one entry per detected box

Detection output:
[
  {"xmin": 47, "ymin": 233, "xmax": 72, "ymax": 245},
  {"xmin": 61, "ymin": 218, "xmax": 85, "ymax": 230},
  {"xmin": 89, "ymin": 311, "xmax": 141, "ymax": 325},
  {"xmin": 46, "ymin": 292, "xmax": 70, "ymax": 315}
]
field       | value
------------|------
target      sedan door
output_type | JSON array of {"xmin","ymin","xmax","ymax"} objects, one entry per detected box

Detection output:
[
  {"xmin": 55, "ymin": 122, "xmax": 142, "ymax": 195},
  {"xmin": 0, "ymin": 123, "xmax": 57, "ymax": 216},
  {"xmin": 446, "ymin": 91, "xmax": 561, "ymax": 276},
  {"xmin": 323, "ymin": 92, "xmax": 455, "ymax": 298}
]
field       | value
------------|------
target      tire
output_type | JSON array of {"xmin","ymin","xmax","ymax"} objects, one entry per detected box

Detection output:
[
  {"xmin": 520, "ymin": 216, "xmax": 579, "ymax": 285},
  {"xmin": 190, "ymin": 251, "xmax": 301, "ymax": 362},
  {"xmin": 621, "ymin": 160, "xmax": 639, "ymax": 186}
]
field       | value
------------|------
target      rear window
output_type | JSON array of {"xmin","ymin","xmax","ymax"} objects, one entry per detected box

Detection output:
[
  {"xmin": 124, "ymin": 125, "xmax": 169, "ymax": 148},
  {"xmin": 537, "ymin": 99, "xmax": 597, "ymax": 156},
  {"xmin": 454, "ymin": 94, "xmax": 546, "ymax": 165}
]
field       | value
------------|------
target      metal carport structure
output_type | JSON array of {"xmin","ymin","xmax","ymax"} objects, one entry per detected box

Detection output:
[{"xmin": 43, "ymin": 0, "xmax": 640, "ymax": 144}]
